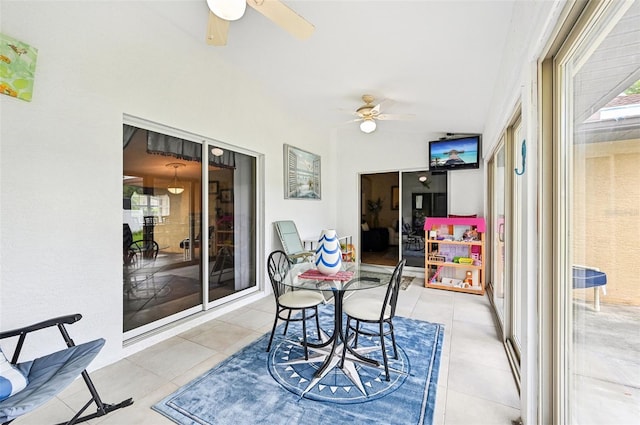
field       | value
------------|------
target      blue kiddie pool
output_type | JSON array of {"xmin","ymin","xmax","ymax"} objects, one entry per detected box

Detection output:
[{"xmin": 572, "ymin": 266, "xmax": 607, "ymax": 311}]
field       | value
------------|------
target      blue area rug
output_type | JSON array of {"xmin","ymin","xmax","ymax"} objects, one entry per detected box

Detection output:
[{"xmin": 153, "ymin": 304, "xmax": 444, "ymax": 425}]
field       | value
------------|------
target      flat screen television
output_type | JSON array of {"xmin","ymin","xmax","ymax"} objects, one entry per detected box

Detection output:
[{"xmin": 428, "ymin": 135, "xmax": 481, "ymax": 171}]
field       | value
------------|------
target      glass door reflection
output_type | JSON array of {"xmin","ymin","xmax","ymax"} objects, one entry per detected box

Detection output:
[{"xmin": 401, "ymin": 171, "xmax": 447, "ymax": 268}]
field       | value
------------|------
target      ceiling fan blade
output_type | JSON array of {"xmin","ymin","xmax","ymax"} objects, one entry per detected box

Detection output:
[
  {"xmin": 206, "ymin": 11, "xmax": 230, "ymax": 46},
  {"xmin": 247, "ymin": 0, "xmax": 314, "ymax": 40},
  {"xmin": 377, "ymin": 113, "xmax": 416, "ymax": 121}
]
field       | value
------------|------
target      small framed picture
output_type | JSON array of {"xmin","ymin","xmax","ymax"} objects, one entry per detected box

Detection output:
[
  {"xmin": 209, "ymin": 181, "xmax": 219, "ymax": 194},
  {"xmin": 220, "ymin": 188, "xmax": 233, "ymax": 203}
]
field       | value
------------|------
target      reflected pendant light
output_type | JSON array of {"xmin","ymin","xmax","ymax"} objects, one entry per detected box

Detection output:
[
  {"xmin": 206, "ymin": 0, "xmax": 247, "ymax": 21},
  {"xmin": 166, "ymin": 163, "xmax": 186, "ymax": 195}
]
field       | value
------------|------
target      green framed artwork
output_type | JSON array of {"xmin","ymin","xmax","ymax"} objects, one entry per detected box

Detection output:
[{"xmin": 0, "ymin": 33, "xmax": 38, "ymax": 102}]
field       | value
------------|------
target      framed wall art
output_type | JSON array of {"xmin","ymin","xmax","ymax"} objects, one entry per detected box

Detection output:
[
  {"xmin": 0, "ymin": 33, "xmax": 38, "ymax": 102},
  {"xmin": 283, "ymin": 144, "xmax": 321, "ymax": 200},
  {"xmin": 220, "ymin": 188, "xmax": 233, "ymax": 203},
  {"xmin": 209, "ymin": 181, "xmax": 219, "ymax": 194}
]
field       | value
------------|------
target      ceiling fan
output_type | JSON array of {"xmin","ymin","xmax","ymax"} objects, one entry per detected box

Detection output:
[
  {"xmin": 206, "ymin": 0, "xmax": 314, "ymax": 46},
  {"xmin": 350, "ymin": 95, "xmax": 416, "ymax": 133}
]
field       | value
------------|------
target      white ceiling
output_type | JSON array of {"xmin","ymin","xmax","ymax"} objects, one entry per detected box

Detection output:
[{"xmin": 155, "ymin": 0, "xmax": 515, "ymax": 137}]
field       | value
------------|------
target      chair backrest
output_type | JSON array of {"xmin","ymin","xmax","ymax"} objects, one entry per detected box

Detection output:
[
  {"xmin": 127, "ymin": 240, "xmax": 159, "ymax": 269},
  {"xmin": 274, "ymin": 221, "xmax": 306, "ymax": 256},
  {"xmin": 267, "ymin": 250, "xmax": 291, "ymax": 298},
  {"xmin": 381, "ymin": 259, "xmax": 407, "ymax": 320}
]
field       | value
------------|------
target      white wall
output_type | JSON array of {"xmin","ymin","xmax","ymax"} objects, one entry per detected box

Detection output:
[
  {"xmin": 0, "ymin": 1, "xmax": 336, "ymax": 366},
  {"xmin": 334, "ymin": 128, "xmax": 485, "ymax": 249}
]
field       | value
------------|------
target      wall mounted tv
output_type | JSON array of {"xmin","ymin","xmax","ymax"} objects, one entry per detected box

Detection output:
[{"xmin": 428, "ymin": 135, "xmax": 481, "ymax": 171}]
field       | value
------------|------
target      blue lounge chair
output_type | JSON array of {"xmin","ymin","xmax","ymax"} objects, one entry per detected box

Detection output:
[{"xmin": 0, "ymin": 314, "xmax": 133, "ymax": 424}]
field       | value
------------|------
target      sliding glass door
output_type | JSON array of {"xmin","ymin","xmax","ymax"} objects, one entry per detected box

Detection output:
[
  {"xmin": 123, "ymin": 120, "xmax": 257, "ymax": 337},
  {"xmin": 359, "ymin": 170, "xmax": 447, "ymax": 269},
  {"xmin": 400, "ymin": 171, "xmax": 447, "ymax": 268},
  {"xmin": 489, "ymin": 140, "xmax": 506, "ymax": 325},
  {"xmin": 553, "ymin": 1, "xmax": 640, "ymax": 422}
]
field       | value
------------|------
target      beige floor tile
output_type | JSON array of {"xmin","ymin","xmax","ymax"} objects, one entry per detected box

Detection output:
[
  {"xmin": 447, "ymin": 358, "xmax": 519, "ymax": 408},
  {"xmin": 94, "ymin": 382, "xmax": 178, "ymax": 425},
  {"xmin": 128, "ymin": 338, "xmax": 217, "ymax": 380},
  {"xmin": 13, "ymin": 396, "xmax": 81, "ymax": 425},
  {"xmin": 219, "ymin": 307, "xmax": 273, "ymax": 331},
  {"xmin": 183, "ymin": 321, "xmax": 256, "ymax": 352},
  {"xmin": 171, "ymin": 352, "xmax": 228, "ymax": 387},
  {"xmin": 444, "ymin": 390, "xmax": 520, "ymax": 425}
]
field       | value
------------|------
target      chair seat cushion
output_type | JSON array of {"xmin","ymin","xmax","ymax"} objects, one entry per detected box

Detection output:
[
  {"xmin": 572, "ymin": 267, "xmax": 607, "ymax": 289},
  {"xmin": 0, "ymin": 338, "xmax": 105, "ymax": 423},
  {"xmin": 279, "ymin": 290, "xmax": 325, "ymax": 309},
  {"xmin": 0, "ymin": 350, "xmax": 28, "ymax": 402},
  {"xmin": 343, "ymin": 297, "xmax": 391, "ymax": 321}
]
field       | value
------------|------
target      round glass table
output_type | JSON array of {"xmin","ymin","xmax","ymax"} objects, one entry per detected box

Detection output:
[{"xmin": 282, "ymin": 262, "xmax": 391, "ymax": 384}]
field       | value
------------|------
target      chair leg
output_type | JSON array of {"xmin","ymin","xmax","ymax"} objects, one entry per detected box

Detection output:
[
  {"xmin": 56, "ymin": 324, "xmax": 134, "ymax": 424},
  {"xmin": 302, "ymin": 309, "xmax": 308, "ymax": 360},
  {"xmin": 594, "ymin": 287, "xmax": 600, "ymax": 312},
  {"xmin": 380, "ymin": 322, "xmax": 390, "ymax": 381},
  {"xmin": 266, "ymin": 314, "xmax": 279, "ymax": 352},
  {"xmin": 283, "ymin": 309, "xmax": 292, "ymax": 335},
  {"xmin": 353, "ymin": 320, "xmax": 360, "ymax": 348},
  {"xmin": 340, "ymin": 317, "xmax": 351, "ymax": 368},
  {"xmin": 389, "ymin": 321, "xmax": 398, "ymax": 359},
  {"xmin": 314, "ymin": 306, "xmax": 321, "ymax": 340}
]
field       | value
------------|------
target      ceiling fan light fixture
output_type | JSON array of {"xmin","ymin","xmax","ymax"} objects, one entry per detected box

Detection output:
[
  {"xmin": 211, "ymin": 147, "xmax": 224, "ymax": 157},
  {"xmin": 207, "ymin": 0, "xmax": 246, "ymax": 21},
  {"xmin": 360, "ymin": 119, "xmax": 376, "ymax": 134},
  {"xmin": 419, "ymin": 175, "xmax": 428, "ymax": 182}
]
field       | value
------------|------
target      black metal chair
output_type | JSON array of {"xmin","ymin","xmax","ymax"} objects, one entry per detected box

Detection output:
[
  {"xmin": 341, "ymin": 259, "xmax": 406, "ymax": 380},
  {"xmin": 266, "ymin": 250, "xmax": 325, "ymax": 360},
  {"xmin": 0, "ymin": 315, "xmax": 133, "ymax": 424}
]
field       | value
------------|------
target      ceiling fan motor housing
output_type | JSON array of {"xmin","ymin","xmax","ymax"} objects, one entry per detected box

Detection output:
[{"xmin": 357, "ymin": 95, "xmax": 379, "ymax": 118}]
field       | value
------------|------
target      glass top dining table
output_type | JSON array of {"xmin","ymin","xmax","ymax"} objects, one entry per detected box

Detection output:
[
  {"xmin": 285, "ymin": 261, "xmax": 391, "ymax": 292},
  {"xmin": 281, "ymin": 261, "xmax": 392, "ymax": 386}
]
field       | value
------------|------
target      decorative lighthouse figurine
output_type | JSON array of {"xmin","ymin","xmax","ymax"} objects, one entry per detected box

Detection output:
[{"xmin": 315, "ymin": 229, "xmax": 342, "ymax": 275}]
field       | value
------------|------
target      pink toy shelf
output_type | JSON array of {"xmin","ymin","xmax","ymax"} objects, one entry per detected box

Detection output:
[{"xmin": 423, "ymin": 217, "xmax": 486, "ymax": 295}]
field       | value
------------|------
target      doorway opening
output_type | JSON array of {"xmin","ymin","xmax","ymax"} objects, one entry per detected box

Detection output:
[{"xmin": 360, "ymin": 171, "xmax": 447, "ymax": 268}]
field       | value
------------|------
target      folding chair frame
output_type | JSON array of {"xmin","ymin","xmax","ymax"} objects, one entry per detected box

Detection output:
[{"xmin": 0, "ymin": 314, "xmax": 133, "ymax": 425}]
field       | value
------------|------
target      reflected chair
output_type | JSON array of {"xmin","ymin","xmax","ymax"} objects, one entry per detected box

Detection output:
[
  {"xmin": 273, "ymin": 221, "xmax": 314, "ymax": 263},
  {"xmin": 127, "ymin": 240, "xmax": 159, "ymax": 263},
  {"xmin": 180, "ymin": 226, "xmax": 215, "ymax": 260},
  {"xmin": 122, "ymin": 224, "xmax": 134, "ymax": 266},
  {"xmin": 124, "ymin": 240, "xmax": 160, "ymax": 300},
  {"xmin": 0, "ymin": 315, "xmax": 133, "ymax": 424},
  {"xmin": 266, "ymin": 250, "xmax": 325, "ymax": 360},
  {"xmin": 572, "ymin": 265, "xmax": 607, "ymax": 311},
  {"xmin": 341, "ymin": 259, "xmax": 406, "ymax": 380}
]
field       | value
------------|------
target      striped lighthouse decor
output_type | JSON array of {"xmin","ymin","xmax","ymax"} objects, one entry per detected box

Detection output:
[{"xmin": 315, "ymin": 229, "xmax": 342, "ymax": 275}]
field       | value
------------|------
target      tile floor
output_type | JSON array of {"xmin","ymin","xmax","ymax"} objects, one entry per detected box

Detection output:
[{"xmin": 14, "ymin": 277, "xmax": 521, "ymax": 425}]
